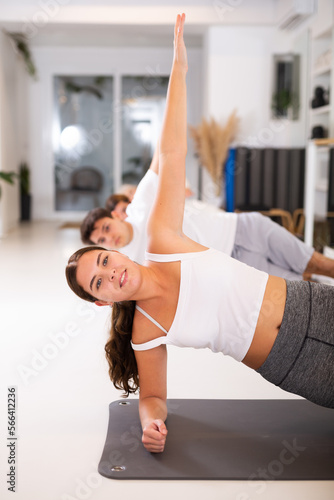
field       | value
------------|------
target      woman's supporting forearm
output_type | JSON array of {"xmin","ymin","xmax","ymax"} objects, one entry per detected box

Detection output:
[
  {"xmin": 139, "ymin": 396, "xmax": 167, "ymax": 427},
  {"xmin": 139, "ymin": 396, "xmax": 168, "ymax": 453}
]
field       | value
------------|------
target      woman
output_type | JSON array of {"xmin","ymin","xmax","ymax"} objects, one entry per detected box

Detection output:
[
  {"xmin": 105, "ymin": 193, "xmax": 130, "ymax": 220},
  {"xmin": 66, "ymin": 14, "xmax": 334, "ymax": 453}
]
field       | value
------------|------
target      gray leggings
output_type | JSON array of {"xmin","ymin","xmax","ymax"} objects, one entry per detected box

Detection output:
[
  {"xmin": 256, "ymin": 280, "xmax": 334, "ymax": 409},
  {"xmin": 232, "ymin": 213, "xmax": 314, "ymax": 280}
]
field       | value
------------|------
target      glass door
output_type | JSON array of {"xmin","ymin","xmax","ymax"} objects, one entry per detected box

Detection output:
[
  {"xmin": 53, "ymin": 75, "xmax": 114, "ymax": 211},
  {"xmin": 120, "ymin": 75, "xmax": 169, "ymax": 188}
]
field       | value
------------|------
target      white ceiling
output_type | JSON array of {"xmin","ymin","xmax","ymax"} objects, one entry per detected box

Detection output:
[
  {"xmin": 0, "ymin": 1, "xmax": 290, "ymax": 48},
  {"xmin": 1, "ymin": 22, "xmax": 205, "ymax": 48}
]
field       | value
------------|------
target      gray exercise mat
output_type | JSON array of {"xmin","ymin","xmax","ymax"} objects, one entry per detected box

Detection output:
[{"xmin": 98, "ymin": 399, "xmax": 334, "ymax": 480}]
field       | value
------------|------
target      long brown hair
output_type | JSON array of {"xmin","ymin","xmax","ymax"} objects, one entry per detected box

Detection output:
[
  {"xmin": 106, "ymin": 300, "xmax": 139, "ymax": 396},
  {"xmin": 65, "ymin": 246, "xmax": 139, "ymax": 396}
]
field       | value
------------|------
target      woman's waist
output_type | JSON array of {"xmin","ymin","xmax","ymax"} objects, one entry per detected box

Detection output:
[{"xmin": 242, "ymin": 276, "xmax": 287, "ymax": 369}]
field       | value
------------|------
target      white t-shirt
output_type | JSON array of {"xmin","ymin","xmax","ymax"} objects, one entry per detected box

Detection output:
[
  {"xmin": 122, "ymin": 170, "xmax": 238, "ymax": 264},
  {"xmin": 121, "ymin": 169, "xmax": 158, "ymax": 263},
  {"xmin": 183, "ymin": 199, "xmax": 237, "ymax": 256}
]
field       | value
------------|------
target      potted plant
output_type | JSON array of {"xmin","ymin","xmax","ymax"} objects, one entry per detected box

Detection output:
[
  {"xmin": 271, "ymin": 89, "xmax": 299, "ymax": 120},
  {"xmin": 189, "ymin": 111, "xmax": 239, "ymax": 204},
  {"xmin": 0, "ymin": 171, "xmax": 17, "ymax": 197},
  {"xmin": 20, "ymin": 162, "xmax": 31, "ymax": 221}
]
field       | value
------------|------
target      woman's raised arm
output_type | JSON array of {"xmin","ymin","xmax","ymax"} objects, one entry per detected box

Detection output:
[{"xmin": 147, "ymin": 14, "xmax": 188, "ymax": 246}]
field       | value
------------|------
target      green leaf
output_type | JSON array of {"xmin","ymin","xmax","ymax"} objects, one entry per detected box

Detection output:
[
  {"xmin": 0, "ymin": 171, "xmax": 17, "ymax": 184},
  {"xmin": 0, "ymin": 171, "xmax": 17, "ymax": 198}
]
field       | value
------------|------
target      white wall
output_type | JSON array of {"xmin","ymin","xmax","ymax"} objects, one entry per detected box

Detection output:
[
  {"xmin": 0, "ymin": 31, "xmax": 24, "ymax": 236},
  {"xmin": 201, "ymin": 24, "xmax": 309, "ymax": 203},
  {"xmin": 27, "ymin": 45, "xmax": 202, "ymax": 220},
  {"xmin": 204, "ymin": 26, "xmax": 273, "ymax": 143},
  {"xmin": 204, "ymin": 25, "xmax": 311, "ymax": 146},
  {"xmin": 27, "ymin": 25, "xmax": 310, "ymax": 217},
  {"xmin": 0, "ymin": 8, "xmax": 317, "ymax": 219}
]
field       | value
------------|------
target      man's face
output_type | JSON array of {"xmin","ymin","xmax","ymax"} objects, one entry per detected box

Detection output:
[{"xmin": 89, "ymin": 217, "xmax": 132, "ymax": 249}]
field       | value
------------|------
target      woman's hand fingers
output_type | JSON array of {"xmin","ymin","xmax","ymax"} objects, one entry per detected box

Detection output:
[
  {"xmin": 142, "ymin": 419, "xmax": 168, "ymax": 453},
  {"xmin": 174, "ymin": 13, "xmax": 184, "ymax": 39},
  {"xmin": 174, "ymin": 13, "xmax": 179, "ymax": 40},
  {"xmin": 174, "ymin": 12, "xmax": 185, "ymax": 47},
  {"xmin": 173, "ymin": 13, "xmax": 187, "ymax": 70}
]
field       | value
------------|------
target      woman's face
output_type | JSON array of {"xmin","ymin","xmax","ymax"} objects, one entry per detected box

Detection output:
[
  {"xmin": 112, "ymin": 200, "xmax": 129, "ymax": 221},
  {"xmin": 76, "ymin": 249, "xmax": 140, "ymax": 304}
]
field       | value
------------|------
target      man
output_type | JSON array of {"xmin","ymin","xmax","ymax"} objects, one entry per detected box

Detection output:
[{"xmin": 80, "ymin": 147, "xmax": 334, "ymax": 281}]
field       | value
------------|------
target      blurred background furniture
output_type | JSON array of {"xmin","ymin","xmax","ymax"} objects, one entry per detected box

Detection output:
[
  {"xmin": 56, "ymin": 166, "xmax": 103, "ymax": 211},
  {"xmin": 230, "ymin": 147, "xmax": 304, "ymax": 234}
]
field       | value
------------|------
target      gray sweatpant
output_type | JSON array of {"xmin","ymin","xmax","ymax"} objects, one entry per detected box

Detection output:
[{"xmin": 231, "ymin": 213, "xmax": 314, "ymax": 280}]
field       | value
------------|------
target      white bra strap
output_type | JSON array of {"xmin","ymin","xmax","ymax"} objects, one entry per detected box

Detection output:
[
  {"xmin": 135, "ymin": 305, "xmax": 168, "ymax": 334},
  {"xmin": 145, "ymin": 251, "xmax": 180, "ymax": 262},
  {"xmin": 131, "ymin": 337, "xmax": 168, "ymax": 351},
  {"xmin": 145, "ymin": 249, "xmax": 211, "ymax": 262}
]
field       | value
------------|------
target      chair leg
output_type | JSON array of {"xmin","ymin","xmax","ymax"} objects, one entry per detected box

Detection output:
[{"xmin": 262, "ymin": 209, "xmax": 294, "ymax": 233}]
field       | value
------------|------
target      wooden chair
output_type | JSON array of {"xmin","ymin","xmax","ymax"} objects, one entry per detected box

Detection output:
[{"xmin": 235, "ymin": 207, "xmax": 294, "ymax": 233}]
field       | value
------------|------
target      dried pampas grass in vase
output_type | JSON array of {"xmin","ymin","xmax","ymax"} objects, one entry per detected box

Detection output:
[{"xmin": 189, "ymin": 110, "xmax": 239, "ymax": 201}]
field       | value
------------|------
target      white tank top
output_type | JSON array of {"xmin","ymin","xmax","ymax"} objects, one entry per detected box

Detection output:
[{"xmin": 131, "ymin": 248, "xmax": 268, "ymax": 362}]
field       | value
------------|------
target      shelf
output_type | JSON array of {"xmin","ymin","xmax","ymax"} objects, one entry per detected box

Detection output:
[
  {"xmin": 312, "ymin": 26, "xmax": 333, "ymax": 40},
  {"xmin": 316, "ymin": 179, "xmax": 328, "ymax": 192},
  {"xmin": 306, "ymin": 9, "xmax": 334, "ymax": 245},
  {"xmin": 310, "ymin": 104, "xmax": 331, "ymax": 115},
  {"xmin": 313, "ymin": 145, "xmax": 330, "ymax": 152},
  {"xmin": 314, "ymin": 138, "xmax": 334, "ymax": 146},
  {"xmin": 312, "ymin": 64, "xmax": 331, "ymax": 77}
]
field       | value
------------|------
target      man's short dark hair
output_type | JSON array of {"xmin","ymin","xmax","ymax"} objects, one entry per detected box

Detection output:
[{"xmin": 80, "ymin": 207, "xmax": 111, "ymax": 245}]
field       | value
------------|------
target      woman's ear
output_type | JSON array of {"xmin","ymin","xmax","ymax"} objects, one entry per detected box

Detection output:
[{"xmin": 95, "ymin": 300, "xmax": 113, "ymax": 307}]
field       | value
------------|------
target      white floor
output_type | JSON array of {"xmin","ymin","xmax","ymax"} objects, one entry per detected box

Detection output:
[{"xmin": 0, "ymin": 221, "xmax": 333, "ymax": 500}]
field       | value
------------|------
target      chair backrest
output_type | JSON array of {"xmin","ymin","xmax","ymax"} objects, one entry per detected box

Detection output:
[{"xmin": 71, "ymin": 167, "xmax": 103, "ymax": 192}]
